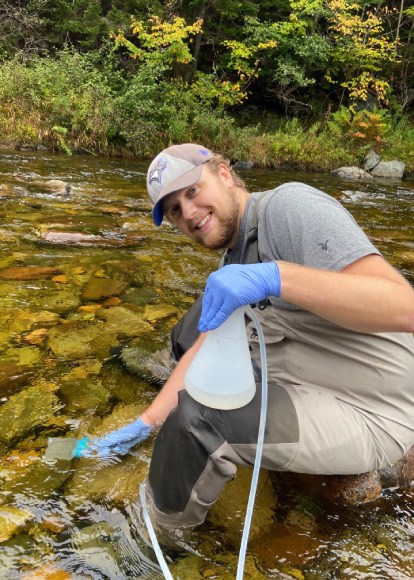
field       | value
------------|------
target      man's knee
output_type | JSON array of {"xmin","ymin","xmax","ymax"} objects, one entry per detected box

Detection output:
[{"xmin": 162, "ymin": 390, "xmax": 204, "ymax": 435}]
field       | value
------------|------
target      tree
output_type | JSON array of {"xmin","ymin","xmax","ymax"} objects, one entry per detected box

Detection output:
[
  {"xmin": 326, "ymin": 0, "xmax": 401, "ymax": 111},
  {"xmin": 0, "ymin": 0, "xmax": 48, "ymax": 59}
]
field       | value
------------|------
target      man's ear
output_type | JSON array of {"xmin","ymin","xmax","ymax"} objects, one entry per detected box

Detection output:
[{"xmin": 218, "ymin": 163, "xmax": 235, "ymax": 187}]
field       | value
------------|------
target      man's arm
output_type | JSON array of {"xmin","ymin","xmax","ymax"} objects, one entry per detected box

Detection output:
[
  {"xmin": 140, "ymin": 332, "xmax": 207, "ymax": 427},
  {"xmin": 198, "ymin": 256, "xmax": 414, "ymax": 335},
  {"xmin": 278, "ymin": 254, "xmax": 414, "ymax": 333}
]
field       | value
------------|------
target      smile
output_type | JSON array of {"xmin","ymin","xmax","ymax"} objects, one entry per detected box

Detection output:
[{"xmin": 195, "ymin": 213, "xmax": 211, "ymax": 230}]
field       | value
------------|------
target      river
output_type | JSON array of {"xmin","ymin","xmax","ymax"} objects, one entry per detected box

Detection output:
[{"xmin": 0, "ymin": 149, "xmax": 413, "ymax": 579}]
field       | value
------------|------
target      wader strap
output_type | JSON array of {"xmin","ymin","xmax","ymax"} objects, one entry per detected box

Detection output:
[
  {"xmin": 222, "ymin": 190, "xmax": 270, "ymax": 267},
  {"xmin": 245, "ymin": 190, "xmax": 270, "ymax": 265},
  {"xmin": 246, "ymin": 191, "xmax": 272, "ymax": 310}
]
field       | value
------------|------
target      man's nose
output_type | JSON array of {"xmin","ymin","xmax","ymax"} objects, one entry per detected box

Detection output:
[{"xmin": 181, "ymin": 198, "xmax": 197, "ymax": 220}]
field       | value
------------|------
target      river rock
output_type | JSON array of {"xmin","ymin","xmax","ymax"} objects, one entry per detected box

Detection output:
[
  {"xmin": 331, "ymin": 166, "xmax": 373, "ymax": 180},
  {"xmin": 379, "ymin": 445, "xmax": 414, "ymax": 488},
  {"xmin": 143, "ymin": 304, "xmax": 178, "ymax": 324},
  {"xmin": 70, "ymin": 521, "xmax": 126, "ymax": 579},
  {"xmin": 0, "ymin": 386, "xmax": 61, "ymax": 450},
  {"xmin": 274, "ymin": 470, "xmax": 382, "ymax": 506},
  {"xmin": 0, "ymin": 363, "xmax": 35, "ymax": 398},
  {"xmin": 322, "ymin": 471, "xmax": 382, "ymax": 504},
  {"xmin": 41, "ymin": 179, "xmax": 72, "ymax": 196},
  {"xmin": 115, "ymin": 346, "xmax": 175, "ymax": 386},
  {"xmin": 3, "ymin": 345, "xmax": 42, "ymax": 367},
  {"xmin": 97, "ymin": 305, "xmax": 152, "ymax": 338},
  {"xmin": 119, "ymin": 286, "xmax": 158, "ymax": 306},
  {"xmin": 208, "ymin": 467, "xmax": 277, "ymax": 546},
  {"xmin": 59, "ymin": 379, "xmax": 113, "ymax": 416},
  {"xmin": 0, "ymin": 266, "xmax": 63, "ymax": 280},
  {"xmin": 364, "ymin": 150, "xmax": 381, "ymax": 171},
  {"xmin": 21, "ymin": 564, "xmax": 73, "ymax": 580},
  {"xmin": 233, "ymin": 160, "xmax": 255, "ymax": 170},
  {"xmin": 34, "ymin": 287, "xmax": 81, "ymax": 313},
  {"xmin": 82, "ymin": 277, "xmax": 129, "ymax": 301},
  {"xmin": 103, "ymin": 260, "xmax": 154, "ymax": 287},
  {"xmin": 66, "ymin": 454, "xmax": 149, "ymax": 506},
  {"xmin": 38, "ymin": 230, "xmax": 146, "ymax": 247},
  {"xmin": 370, "ymin": 160, "xmax": 405, "ymax": 179},
  {"xmin": 47, "ymin": 321, "xmax": 118, "ymax": 359},
  {"xmin": 170, "ymin": 553, "xmax": 265, "ymax": 579},
  {"xmin": 0, "ymin": 506, "xmax": 34, "ymax": 543},
  {"xmin": 8, "ymin": 309, "xmax": 60, "ymax": 333},
  {"xmin": 1, "ymin": 456, "xmax": 73, "ymax": 502},
  {"xmin": 65, "ymin": 404, "xmax": 149, "ymax": 505}
]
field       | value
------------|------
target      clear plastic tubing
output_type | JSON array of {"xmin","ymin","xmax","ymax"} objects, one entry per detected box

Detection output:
[
  {"xmin": 236, "ymin": 306, "xmax": 268, "ymax": 579},
  {"xmin": 139, "ymin": 481, "xmax": 174, "ymax": 580},
  {"xmin": 140, "ymin": 305, "xmax": 268, "ymax": 580}
]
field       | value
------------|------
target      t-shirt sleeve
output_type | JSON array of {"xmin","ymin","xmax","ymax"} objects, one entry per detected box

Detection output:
[{"xmin": 259, "ymin": 182, "xmax": 381, "ymax": 271}]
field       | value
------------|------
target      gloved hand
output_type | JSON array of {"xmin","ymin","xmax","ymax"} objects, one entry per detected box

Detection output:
[
  {"xmin": 199, "ymin": 262, "xmax": 281, "ymax": 332},
  {"xmin": 73, "ymin": 417, "xmax": 153, "ymax": 458}
]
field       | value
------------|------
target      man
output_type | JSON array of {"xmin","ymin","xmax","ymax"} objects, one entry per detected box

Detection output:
[{"xmin": 84, "ymin": 143, "xmax": 414, "ymax": 534}]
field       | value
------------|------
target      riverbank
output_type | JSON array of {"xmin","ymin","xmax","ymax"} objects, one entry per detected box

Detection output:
[
  {"xmin": 0, "ymin": 50, "xmax": 413, "ymax": 176},
  {"xmin": 1, "ymin": 127, "xmax": 413, "ymax": 180}
]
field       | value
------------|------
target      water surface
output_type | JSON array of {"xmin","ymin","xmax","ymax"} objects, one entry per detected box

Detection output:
[{"xmin": 0, "ymin": 150, "xmax": 413, "ymax": 579}]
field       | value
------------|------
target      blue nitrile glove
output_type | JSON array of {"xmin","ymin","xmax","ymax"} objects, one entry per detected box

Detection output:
[
  {"xmin": 199, "ymin": 262, "xmax": 281, "ymax": 332},
  {"xmin": 73, "ymin": 418, "xmax": 153, "ymax": 458}
]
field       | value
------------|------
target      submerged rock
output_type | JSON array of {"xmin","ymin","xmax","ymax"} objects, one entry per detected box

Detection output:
[
  {"xmin": 115, "ymin": 346, "xmax": 175, "ymax": 386},
  {"xmin": 59, "ymin": 378, "xmax": 113, "ymax": 416},
  {"xmin": 0, "ymin": 363, "xmax": 35, "ymax": 398},
  {"xmin": 0, "ymin": 266, "xmax": 63, "ymax": 280},
  {"xmin": 0, "ymin": 506, "xmax": 34, "ymax": 543},
  {"xmin": 41, "ymin": 179, "xmax": 72, "ymax": 196},
  {"xmin": 37, "ymin": 230, "xmax": 146, "ymax": 247},
  {"xmin": 3, "ymin": 345, "xmax": 42, "ymax": 367},
  {"xmin": 208, "ymin": 467, "xmax": 277, "ymax": 546},
  {"xmin": 332, "ymin": 166, "xmax": 373, "ymax": 180},
  {"xmin": 34, "ymin": 287, "xmax": 81, "ymax": 314},
  {"xmin": 66, "ymin": 447, "xmax": 148, "ymax": 506},
  {"xmin": 0, "ymin": 386, "xmax": 61, "ymax": 450},
  {"xmin": 82, "ymin": 277, "xmax": 129, "ymax": 301},
  {"xmin": 143, "ymin": 304, "xmax": 178, "ymax": 324},
  {"xmin": 1, "ymin": 455, "xmax": 73, "ymax": 502},
  {"xmin": 97, "ymin": 305, "xmax": 153, "ymax": 337},
  {"xmin": 171, "ymin": 552, "xmax": 266, "ymax": 579},
  {"xmin": 47, "ymin": 321, "xmax": 118, "ymax": 359}
]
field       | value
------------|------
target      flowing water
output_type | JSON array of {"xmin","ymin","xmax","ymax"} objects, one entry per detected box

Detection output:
[{"xmin": 0, "ymin": 149, "xmax": 413, "ymax": 579}]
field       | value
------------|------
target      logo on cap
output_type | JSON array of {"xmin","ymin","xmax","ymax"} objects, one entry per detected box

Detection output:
[{"xmin": 149, "ymin": 157, "xmax": 168, "ymax": 186}]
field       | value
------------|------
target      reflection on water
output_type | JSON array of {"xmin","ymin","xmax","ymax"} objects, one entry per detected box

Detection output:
[{"xmin": 0, "ymin": 150, "xmax": 413, "ymax": 579}]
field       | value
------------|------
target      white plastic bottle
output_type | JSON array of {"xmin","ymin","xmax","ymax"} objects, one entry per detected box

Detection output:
[{"xmin": 184, "ymin": 307, "xmax": 256, "ymax": 410}]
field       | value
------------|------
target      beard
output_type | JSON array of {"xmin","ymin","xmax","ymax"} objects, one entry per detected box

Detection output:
[{"xmin": 194, "ymin": 196, "xmax": 241, "ymax": 250}]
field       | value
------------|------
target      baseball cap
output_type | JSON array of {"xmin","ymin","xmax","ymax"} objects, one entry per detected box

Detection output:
[{"xmin": 146, "ymin": 143, "xmax": 213, "ymax": 226}]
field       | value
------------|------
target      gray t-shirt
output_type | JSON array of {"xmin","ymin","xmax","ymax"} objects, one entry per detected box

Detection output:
[
  {"xmin": 224, "ymin": 183, "xmax": 414, "ymax": 451},
  {"xmin": 224, "ymin": 182, "xmax": 381, "ymax": 310}
]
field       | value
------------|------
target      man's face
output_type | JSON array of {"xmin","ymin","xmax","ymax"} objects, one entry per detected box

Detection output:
[{"xmin": 162, "ymin": 163, "xmax": 245, "ymax": 250}]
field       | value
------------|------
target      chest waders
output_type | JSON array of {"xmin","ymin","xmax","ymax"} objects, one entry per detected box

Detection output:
[{"xmin": 141, "ymin": 193, "xmax": 272, "ymax": 578}]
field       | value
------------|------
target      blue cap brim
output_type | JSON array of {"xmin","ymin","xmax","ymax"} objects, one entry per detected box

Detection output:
[{"xmin": 153, "ymin": 201, "xmax": 164, "ymax": 226}]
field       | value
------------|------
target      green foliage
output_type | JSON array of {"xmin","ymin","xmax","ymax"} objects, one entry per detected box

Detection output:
[
  {"xmin": 380, "ymin": 117, "xmax": 414, "ymax": 172},
  {"xmin": 113, "ymin": 15, "xmax": 203, "ymax": 66},
  {"xmin": 0, "ymin": 48, "xmax": 117, "ymax": 153},
  {"xmin": 327, "ymin": 106, "xmax": 391, "ymax": 151},
  {"xmin": 326, "ymin": 0, "xmax": 400, "ymax": 108},
  {"xmin": 0, "ymin": 0, "xmax": 412, "ymax": 167}
]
